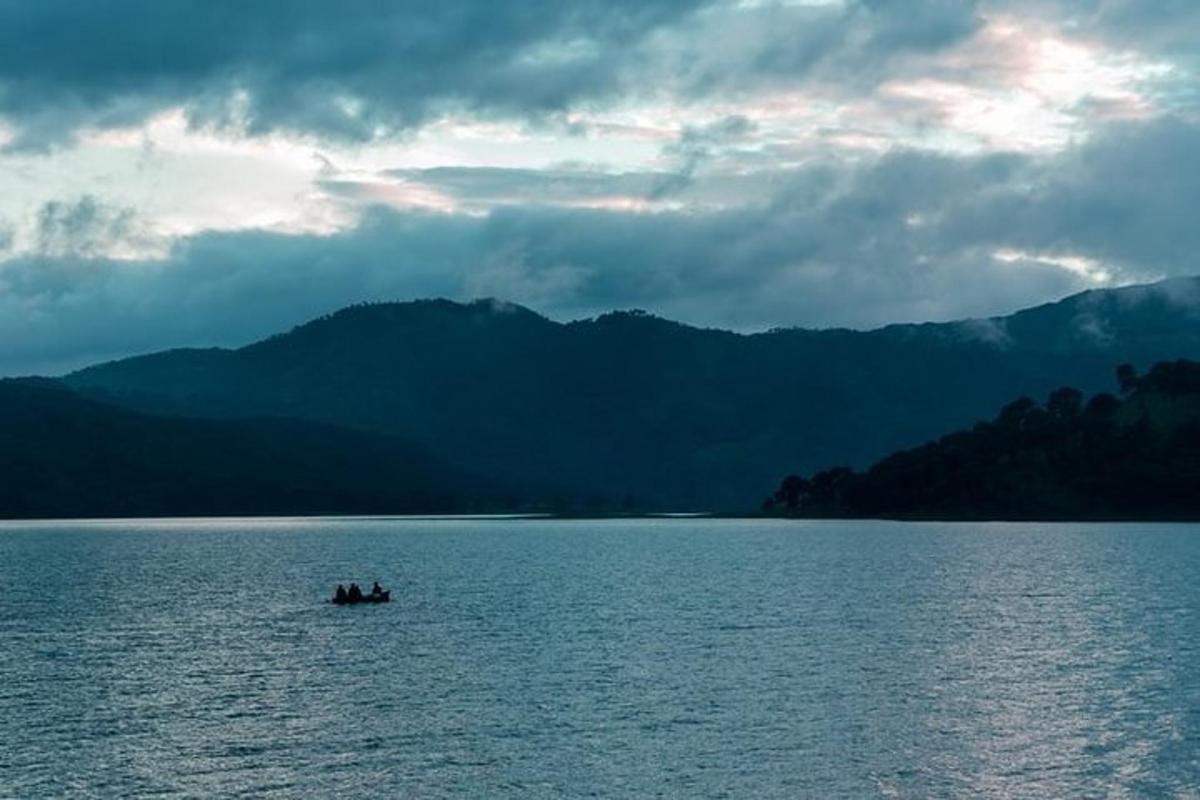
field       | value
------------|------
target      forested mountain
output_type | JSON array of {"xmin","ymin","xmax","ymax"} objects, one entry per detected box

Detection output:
[
  {"xmin": 765, "ymin": 360, "xmax": 1200, "ymax": 520},
  {"xmin": 0, "ymin": 380, "xmax": 501, "ymax": 519},
  {"xmin": 64, "ymin": 277, "xmax": 1200, "ymax": 511}
]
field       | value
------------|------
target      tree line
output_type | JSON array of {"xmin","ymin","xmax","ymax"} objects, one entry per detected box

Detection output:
[{"xmin": 764, "ymin": 360, "xmax": 1200, "ymax": 520}]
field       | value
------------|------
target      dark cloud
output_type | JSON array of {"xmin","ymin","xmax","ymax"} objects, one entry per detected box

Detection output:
[
  {"xmin": 0, "ymin": 198, "xmax": 1068, "ymax": 376},
  {"xmin": 662, "ymin": 0, "xmax": 982, "ymax": 98},
  {"xmin": 1053, "ymin": 0, "xmax": 1200, "ymax": 53},
  {"xmin": 940, "ymin": 117, "xmax": 1200, "ymax": 272},
  {"xmin": 857, "ymin": 0, "xmax": 981, "ymax": 51},
  {"xmin": 0, "ymin": 0, "xmax": 706, "ymax": 147},
  {"xmin": 0, "ymin": 0, "xmax": 1000, "ymax": 147},
  {"xmin": 0, "ymin": 208, "xmax": 476, "ymax": 374}
]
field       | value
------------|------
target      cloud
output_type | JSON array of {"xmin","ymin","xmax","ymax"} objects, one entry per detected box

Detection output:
[
  {"xmin": 0, "ymin": 0, "xmax": 1005, "ymax": 148},
  {"xmin": 368, "ymin": 151, "xmax": 761, "ymax": 214},
  {"xmin": 3, "ymin": 105, "xmax": 1200, "ymax": 375},
  {"xmin": 1055, "ymin": 0, "xmax": 1200, "ymax": 57},
  {"xmin": 939, "ymin": 117, "xmax": 1200, "ymax": 272},
  {"xmin": 0, "ymin": 195, "xmax": 1086, "ymax": 377},
  {"xmin": 0, "ymin": 208, "xmax": 474, "ymax": 374},
  {"xmin": 0, "ymin": 0, "xmax": 704, "ymax": 148},
  {"xmin": 33, "ymin": 195, "xmax": 144, "ymax": 258},
  {"xmin": 646, "ymin": 0, "xmax": 982, "ymax": 100},
  {"xmin": 954, "ymin": 317, "xmax": 1013, "ymax": 348},
  {"xmin": 650, "ymin": 115, "xmax": 756, "ymax": 198},
  {"xmin": 368, "ymin": 166, "xmax": 665, "ymax": 211}
]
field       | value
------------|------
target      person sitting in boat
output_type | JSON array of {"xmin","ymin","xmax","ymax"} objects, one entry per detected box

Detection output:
[
  {"xmin": 371, "ymin": 581, "xmax": 383, "ymax": 596},
  {"xmin": 348, "ymin": 583, "xmax": 363, "ymax": 602},
  {"xmin": 335, "ymin": 584, "xmax": 348, "ymax": 603}
]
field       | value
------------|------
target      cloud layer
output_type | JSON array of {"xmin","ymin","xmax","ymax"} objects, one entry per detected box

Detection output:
[{"xmin": 0, "ymin": 0, "xmax": 711, "ymax": 147}]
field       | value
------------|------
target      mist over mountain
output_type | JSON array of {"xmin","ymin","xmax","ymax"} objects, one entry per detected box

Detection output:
[{"xmin": 63, "ymin": 277, "xmax": 1200, "ymax": 511}]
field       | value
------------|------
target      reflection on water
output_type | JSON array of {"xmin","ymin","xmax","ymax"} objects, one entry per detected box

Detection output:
[{"xmin": 1, "ymin": 518, "xmax": 1198, "ymax": 798}]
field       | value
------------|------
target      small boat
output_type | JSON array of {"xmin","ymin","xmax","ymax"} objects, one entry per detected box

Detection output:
[{"xmin": 332, "ymin": 590, "xmax": 390, "ymax": 605}]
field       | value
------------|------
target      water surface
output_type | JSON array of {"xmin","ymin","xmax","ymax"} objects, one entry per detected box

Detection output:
[{"xmin": 1, "ymin": 518, "xmax": 1198, "ymax": 798}]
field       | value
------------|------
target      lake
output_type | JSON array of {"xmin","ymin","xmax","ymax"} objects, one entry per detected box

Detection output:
[{"xmin": 1, "ymin": 517, "xmax": 1198, "ymax": 798}]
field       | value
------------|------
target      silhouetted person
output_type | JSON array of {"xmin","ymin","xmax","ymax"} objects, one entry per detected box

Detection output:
[
  {"xmin": 348, "ymin": 583, "xmax": 363, "ymax": 602},
  {"xmin": 335, "ymin": 584, "xmax": 348, "ymax": 603},
  {"xmin": 371, "ymin": 581, "xmax": 383, "ymax": 596}
]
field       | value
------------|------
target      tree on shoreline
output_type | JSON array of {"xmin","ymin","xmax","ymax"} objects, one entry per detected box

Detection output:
[{"xmin": 764, "ymin": 360, "xmax": 1200, "ymax": 520}]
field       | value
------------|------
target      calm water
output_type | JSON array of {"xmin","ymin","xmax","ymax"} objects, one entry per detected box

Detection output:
[{"xmin": 1, "ymin": 518, "xmax": 1198, "ymax": 798}]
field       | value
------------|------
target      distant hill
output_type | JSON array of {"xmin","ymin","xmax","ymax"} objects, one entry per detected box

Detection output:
[
  {"xmin": 64, "ymin": 277, "xmax": 1200, "ymax": 511},
  {"xmin": 0, "ymin": 381, "xmax": 502, "ymax": 519},
  {"xmin": 765, "ymin": 360, "xmax": 1200, "ymax": 520}
]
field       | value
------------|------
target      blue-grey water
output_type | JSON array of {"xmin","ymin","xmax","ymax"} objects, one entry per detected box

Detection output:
[{"xmin": 1, "ymin": 518, "xmax": 1198, "ymax": 798}]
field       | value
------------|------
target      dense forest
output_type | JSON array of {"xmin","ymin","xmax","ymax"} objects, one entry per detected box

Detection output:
[
  {"xmin": 64, "ymin": 277, "xmax": 1200, "ymax": 510},
  {"xmin": 0, "ymin": 380, "xmax": 504, "ymax": 518},
  {"xmin": 764, "ymin": 360, "xmax": 1200, "ymax": 520}
]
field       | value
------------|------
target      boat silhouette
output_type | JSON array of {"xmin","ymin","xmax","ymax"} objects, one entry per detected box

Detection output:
[
  {"xmin": 333, "ymin": 590, "xmax": 389, "ymax": 605},
  {"xmin": 332, "ymin": 584, "xmax": 390, "ymax": 605}
]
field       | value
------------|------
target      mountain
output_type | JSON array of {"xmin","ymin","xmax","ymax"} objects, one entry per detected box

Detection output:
[
  {"xmin": 64, "ymin": 277, "xmax": 1200, "ymax": 511},
  {"xmin": 764, "ymin": 360, "xmax": 1200, "ymax": 520},
  {"xmin": 0, "ymin": 380, "xmax": 501, "ymax": 519}
]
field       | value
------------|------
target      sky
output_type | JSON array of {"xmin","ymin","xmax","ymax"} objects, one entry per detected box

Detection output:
[{"xmin": 0, "ymin": 0, "xmax": 1198, "ymax": 375}]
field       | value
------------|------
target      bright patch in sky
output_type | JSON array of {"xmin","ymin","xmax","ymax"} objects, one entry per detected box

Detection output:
[
  {"xmin": 993, "ymin": 248, "xmax": 1116, "ymax": 285},
  {"xmin": 882, "ymin": 17, "xmax": 1173, "ymax": 152}
]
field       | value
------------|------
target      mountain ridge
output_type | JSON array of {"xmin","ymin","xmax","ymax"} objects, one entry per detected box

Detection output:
[
  {"xmin": 68, "ymin": 276, "xmax": 1200, "ymax": 377},
  {"xmin": 0, "ymin": 379, "xmax": 505, "ymax": 519},
  {"xmin": 64, "ymin": 276, "xmax": 1200, "ymax": 510}
]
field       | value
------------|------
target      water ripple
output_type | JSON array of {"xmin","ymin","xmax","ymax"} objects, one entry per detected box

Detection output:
[{"xmin": 1, "ymin": 518, "xmax": 1198, "ymax": 798}]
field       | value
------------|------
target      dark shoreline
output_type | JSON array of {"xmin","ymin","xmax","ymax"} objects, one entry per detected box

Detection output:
[{"xmin": 3, "ymin": 511, "xmax": 1200, "ymax": 524}]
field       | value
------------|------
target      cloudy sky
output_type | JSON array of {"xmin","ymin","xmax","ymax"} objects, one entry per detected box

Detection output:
[{"xmin": 0, "ymin": 0, "xmax": 1197, "ymax": 374}]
